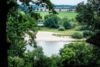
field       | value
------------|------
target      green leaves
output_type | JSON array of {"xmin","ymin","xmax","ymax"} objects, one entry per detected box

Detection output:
[
  {"xmin": 60, "ymin": 42, "xmax": 93, "ymax": 65},
  {"xmin": 76, "ymin": 0, "xmax": 100, "ymax": 31},
  {"xmin": 61, "ymin": 48, "xmax": 75, "ymax": 61},
  {"xmin": 44, "ymin": 14, "xmax": 60, "ymax": 28},
  {"xmin": 8, "ymin": 56, "xmax": 25, "ymax": 67},
  {"xmin": 7, "ymin": 6, "xmax": 37, "ymax": 57}
]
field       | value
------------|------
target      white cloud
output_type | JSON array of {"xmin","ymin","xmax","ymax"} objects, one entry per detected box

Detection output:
[{"xmin": 50, "ymin": 0, "xmax": 87, "ymax": 5}]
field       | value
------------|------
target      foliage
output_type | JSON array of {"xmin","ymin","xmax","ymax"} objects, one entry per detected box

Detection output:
[
  {"xmin": 7, "ymin": 1, "xmax": 37, "ymax": 67},
  {"xmin": 8, "ymin": 56, "xmax": 24, "ymax": 67},
  {"xmin": 7, "ymin": 0, "xmax": 100, "ymax": 67},
  {"xmin": 50, "ymin": 55, "xmax": 62, "ymax": 67},
  {"xmin": 91, "ymin": 45, "xmax": 100, "ymax": 65},
  {"xmin": 44, "ymin": 14, "xmax": 54, "ymax": 20},
  {"xmin": 23, "ymin": 46, "xmax": 45, "ymax": 67},
  {"xmin": 23, "ymin": 46, "xmax": 62, "ymax": 67},
  {"xmin": 61, "ymin": 17, "xmax": 74, "ymax": 29},
  {"xmin": 7, "ymin": 0, "xmax": 57, "ymax": 67},
  {"xmin": 83, "ymin": 30, "xmax": 94, "ymax": 37},
  {"xmin": 60, "ymin": 42, "xmax": 94, "ymax": 66},
  {"xmin": 31, "ymin": 12, "xmax": 42, "ymax": 20},
  {"xmin": 44, "ymin": 14, "xmax": 60, "ymax": 28},
  {"xmin": 77, "ymin": 25, "xmax": 92, "ymax": 31},
  {"xmin": 7, "ymin": 8, "xmax": 37, "ymax": 57},
  {"xmin": 58, "ymin": 26, "xmax": 65, "ymax": 31},
  {"xmin": 72, "ymin": 32, "xmax": 83, "ymax": 39},
  {"xmin": 76, "ymin": 0, "xmax": 100, "ymax": 31},
  {"xmin": 76, "ymin": 0, "xmax": 100, "ymax": 47}
]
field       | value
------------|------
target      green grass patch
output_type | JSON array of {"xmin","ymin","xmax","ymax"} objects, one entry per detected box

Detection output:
[
  {"xmin": 57, "ymin": 11, "xmax": 77, "ymax": 19},
  {"xmin": 38, "ymin": 27, "xmax": 82, "ymax": 36},
  {"xmin": 36, "ymin": 11, "xmax": 77, "ymax": 20}
]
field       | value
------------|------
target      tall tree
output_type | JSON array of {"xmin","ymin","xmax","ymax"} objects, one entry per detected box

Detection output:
[
  {"xmin": 0, "ymin": 0, "xmax": 57, "ymax": 66},
  {"xmin": 6, "ymin": 0, "xmax": 57, "ymax": 67},
  {"xmin": 76, "ymin": 0, "xmax": 100, "ymax": 46}
]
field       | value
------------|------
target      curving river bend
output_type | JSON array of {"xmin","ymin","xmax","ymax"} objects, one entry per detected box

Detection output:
[{"xmin": 25, "ymin": 31, "xmax": 75, "ymax": 57}]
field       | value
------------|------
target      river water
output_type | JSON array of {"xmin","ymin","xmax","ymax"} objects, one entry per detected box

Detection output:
[
  {"xmin": 25, "ymin": 31, "xmax": 74, "ymax": 57},
  {"xmin": 26, "ymin": 41, "xmax": 71, "ymax": 57},
  {"xmin": 37, "ymin": 41, "xmax": 71, "ymax": 57}
]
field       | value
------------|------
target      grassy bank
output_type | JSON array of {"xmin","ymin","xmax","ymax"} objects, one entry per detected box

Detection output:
[{"xmin": 38, "ymin": 27, "xmax": 82, "ymax": 36}]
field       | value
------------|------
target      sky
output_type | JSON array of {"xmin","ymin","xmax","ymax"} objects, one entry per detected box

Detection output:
[
  {"xmin": 17, "ymin": 0, "xmax": 87, "ymax": 5},
  {"xmin": 50, "ymin": 0, "xmax": 87, "ymax": 5}
]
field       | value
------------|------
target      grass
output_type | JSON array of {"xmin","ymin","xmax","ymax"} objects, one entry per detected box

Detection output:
[
  {"xmin": 36, "ymin": 11, "xmax": 77, "ymax": 20},
  {"xmin": 37, "ymin": 11, "xmax": 80, "ymax": 36},
  {"xmin": 38, "ymin": 27, "xmax": 82, "ymax": 36},
  {"xmin": 57, "ymin": 11, "xmax": 77, "ymax": 19}
]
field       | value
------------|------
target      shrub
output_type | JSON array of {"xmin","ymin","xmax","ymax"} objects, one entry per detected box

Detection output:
[
  {"xmin": 90, "ymin": 45, "xmax": 100, "ymax": 65},
  {"xmin": 83, "ymin": 30, "xmax": 94, "ymax": 37},
  {"xmin": 8, "ymin": 56, "xmax": 24, "ymax": 67},
  {"xmin": 63, "ymin": 22, "xmax": 73, "ymax": 29},
  {"xmin": 58, "ymin": 26, "xmax": 65, "ymax": 31},
  {"xmin": 62, "ymin": 18, "xmax": 74, "ymax": 29},
  {"xmin": 60, "ymin": 42, "xmax": 93, "ymax": 66},
  {"xmin": 44, "ymin": 14, "xmax": 60, "ymax": 28},
  {"xmin": 77, "ymin": 25, "xmax": 92, "ymax": 31},
  {"xmin": 44, "ymin": 14, "xmax": 53, "ymax": 20},
  {"xmin": 72, "ymin": 32, "xmax": 83, "ymax": 39}
]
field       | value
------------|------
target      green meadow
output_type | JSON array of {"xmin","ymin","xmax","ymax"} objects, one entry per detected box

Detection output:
[
  {"xmin": 36, "ymin": 11, "xmax": 77, "ymax": 20},
  {"xmin": 37, "ymin": 11, "xmax": 79, "ymax": 36}
]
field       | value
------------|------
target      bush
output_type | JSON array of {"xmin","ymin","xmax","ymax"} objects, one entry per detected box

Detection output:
[
  {"xmin": 44, "ymin": 14, "xmax": 60, "ymax": 28},
  {"xmin": 58, "ymin": 26, "xmax": 65, "ymax": 31},
  {"xmin": 77, "ymin": 25, "xmax": 92, "ymax": 31},
  {"xmin": 60, "ymin": 42, "xmax": 93, "ymax": 66},
  {"xmin": 62, "ymin": 18, "xmax": 74, "ymax": 29},
  {"xmin": 44, "ymin": 14, "xmax": 54, "ymax": 20},
  {"xmin": 72, "ymin": 32, "xmax": 83, "ymax": 39},
  {"xmin": 90, "ymin": 45, "xmax": 100, "ymax": 65},
  {"xmin": 83, "ymin": 30, "xmax": 94, "ymax": 37},
  {"xmin": 8, "ymin": 56, "xmax": 24, "ymax": 67}
]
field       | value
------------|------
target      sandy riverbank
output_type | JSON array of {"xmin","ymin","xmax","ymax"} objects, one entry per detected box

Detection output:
[{"xmin": 35, "ymin": 31, "xmax": 75, "ymax": 41}]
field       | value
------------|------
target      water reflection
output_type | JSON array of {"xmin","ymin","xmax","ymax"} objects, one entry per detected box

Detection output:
[
  {"xmin": 26, "ymin": 41, "xmax": 71, "ymax": 57},
  {"xmin": 37, "ymin": 41, "xmax": 70, "ymax": 57}
]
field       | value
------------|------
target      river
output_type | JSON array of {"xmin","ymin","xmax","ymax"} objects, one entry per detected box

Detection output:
[{"xmin": 25, "ymin": 31, "xmax": 75, "ymax": 57}]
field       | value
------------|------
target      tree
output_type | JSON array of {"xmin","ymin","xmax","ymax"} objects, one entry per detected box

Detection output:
[
  {"xmin": 62, "ymin": 17, "xmax": 74, "ymax": 29},
  {"xmin": 44, "ymin": 14, "xmax": 60, "ymax": 28},
  {"xmin": 76, "ymin": 0, "xmax": 100, "ymax": 47},
  {"xmin": 60, "ymin": 42, "xmax": 93, "ymax": 66},
  {"xmin": 50, "ymin": 55, "xmax": 62, "ymax": 67},
  {"xmin": 0, "ymin": 0, "xmax": 56, "ymax": 66},
  {"xmin": 76, "ymin": 0, "xmax": 100, "ymax": 31},
  {"xmin": 6, "ymin": 0, "xmax": 57, "ymax": 67},
  {"xmin": 76, "ymin": 2, "xmax": 94, "ymax": 30},
  {"xmin": 7, "ymin": 0, "xmax": 57, "ymax": 50},
  {"xmin": 7, "ymin": 7, "xmax": 37, "ymax": 57},
  {"xmin": 8, "ymin": 56, "xmax": 24, "ymax": 67}
]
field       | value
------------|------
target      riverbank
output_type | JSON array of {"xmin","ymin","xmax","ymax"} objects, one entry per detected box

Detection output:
[
  {"xmin": 24, "ymin": 31, "xmax": 86, "ymax": 43},
  {"xmin": 35, "ymin": 31, "xmax": 76, "ymax": 41},
  {"xmin": 25, "ymin": 31, "xmax": 86, "ymax": 57}
]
